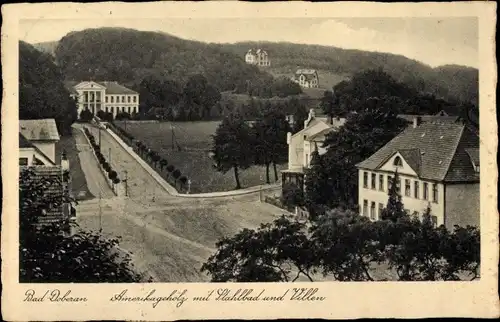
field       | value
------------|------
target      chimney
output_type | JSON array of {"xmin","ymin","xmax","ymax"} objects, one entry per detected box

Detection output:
[{"xmin": 413, "ymin": 116, "xmax": 422, "ymax": 128}]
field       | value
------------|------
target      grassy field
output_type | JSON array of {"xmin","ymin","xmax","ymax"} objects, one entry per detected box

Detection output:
[
  {"xmin": 55, "ymin": 129, "xmax": 94, "ymax": 201},
  {"xmin": 115, "ymin": 121, "xmax": 285, "ymax": 193}
]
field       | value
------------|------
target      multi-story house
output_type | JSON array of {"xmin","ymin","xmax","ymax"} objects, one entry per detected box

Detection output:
[
  {"xmin": 292, "ymin": 69, "xmax": 319, "ymax": 88},
  {"xmin": 19, "ymin": 119, "xmax": 74, "ymax": 231},
  {"xmin": 245, "ymin": 49, "xmax": 271, "ymax": 67},
  {"xmin": 281, "ymin": 108, "xmax": 345, "ymax": 190},
  {"xmin": 65, "ymin": 81, "xmax": 139, "ymax": 118},
  {"xmin": 356, "ymin": 117, "xmax": 480, "ymax": 229}
]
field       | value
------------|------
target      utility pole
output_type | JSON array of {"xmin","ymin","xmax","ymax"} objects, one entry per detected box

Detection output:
[
  {"xmin": 99, "ymin": 126, "xmax": 102, "ymax": 149},
  {"xmin": 170, "ymin": 124, "xmax": 175, "ymax": 151},
  {"xmin": 109, "ymin": 147, "xmax": 111, "ymax": 163},
  {"xmin": 124, "ymin": 170, "xmax": 128, "ymax": 197},
  {"xmin": 99, "ymin": 191, "xmax": 102, "ymax": 231}
]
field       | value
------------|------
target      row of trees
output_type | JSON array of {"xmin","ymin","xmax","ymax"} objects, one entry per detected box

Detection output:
[
  {"xmin": 202, "ymin": 170, "xmax": 480, "ymax": 282},
  {"xmin": 210, "ymin": 108, "xmax": 290, "ymax": 189},
  {"xmin": 84, "ymin": 128, "xmax": 121, "ymax": 186},
  {"xmin": 19, "ymin": 168, "xmax": 148, "ymax": 282}
]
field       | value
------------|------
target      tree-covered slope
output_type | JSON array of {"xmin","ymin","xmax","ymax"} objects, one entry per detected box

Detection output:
[
  {"xmin": 221, "ymin": 41, "xmax": 478, "ymax": 105},
  {"xmin": 53, "ymin": 28, "xmax": 277, "ymax": 94},
  {"xmin": 19, "ymin": 41, "xmax": 77, "ymax": 136}
]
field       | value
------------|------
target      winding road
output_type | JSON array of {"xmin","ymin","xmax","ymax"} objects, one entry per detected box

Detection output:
[{"xmin": 72, "ymin": 123, "xmax": 285, "ymax": 282}]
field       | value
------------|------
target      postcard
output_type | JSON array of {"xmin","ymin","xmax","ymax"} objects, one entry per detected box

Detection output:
[{"xmin": 1, "ymin": 1, "xmax": 498, "ymax": 320}]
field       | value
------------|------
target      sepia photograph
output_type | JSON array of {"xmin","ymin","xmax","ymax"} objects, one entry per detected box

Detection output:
[
  {"xmin": 16, "ymin": 14, "xmax": 482, "ymax": 284},
  {"xmin": 2, "ymin": 1, "xmax": 498, "ymax": 320}
]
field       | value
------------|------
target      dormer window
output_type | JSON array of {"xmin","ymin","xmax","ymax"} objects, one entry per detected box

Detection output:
[{"xmin": 393, "ymin": 156, "xmax": 403, "ymax": 167}]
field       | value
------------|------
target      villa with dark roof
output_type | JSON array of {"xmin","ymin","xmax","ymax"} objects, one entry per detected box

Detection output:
[
  {"xmin": 292, "ymin": 69, "xmax": 319, "ymax": 88},
  {"xmin": 245, "ymin": 49, "xmax": 270, "ymax": 66},
  {"xmin": 356, "ymin": 117, "xmax": 480, "ymax": 229},
  {"xmin": 64, "ymin": 81, "xmax": 139, "ymax": 118}
]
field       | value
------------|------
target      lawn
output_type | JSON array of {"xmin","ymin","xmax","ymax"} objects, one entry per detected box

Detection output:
[
  {"xmin": 55, "ymin": 129, "xmax": 94, "ymax": 201},
  {"xmin": 115, "ymin": 121, "xmax": 285, "ymax": 193}
]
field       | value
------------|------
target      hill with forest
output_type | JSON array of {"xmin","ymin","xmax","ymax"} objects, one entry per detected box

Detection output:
[
  {"xmin": 221, "ymin": 41, "xmax": 479, "ymax": 105},
  {"xmin": 19, "ymin": 41, "xmax": 77, "ymax": 136},
  {"xmin": 50, "ymin": 28, "xmax": 300, "ymax": 98}
]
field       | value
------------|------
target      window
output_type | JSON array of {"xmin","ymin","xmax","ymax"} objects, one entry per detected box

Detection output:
[
  {"xmin": 370, "ymin": 202, "xmax": 376, "ymax": 220},
  {"xmin": 393, "ymin": 156, "xmax": 403, "ymax": 167},
  {"xmin": 128, "ymin": 96, "xmax": 131, "ymax": 103},
  {"xmin": 405, "ymin": 179, "xmax": 411, "ymax": 196},
  {"xmin": 105, "ymin": 96, "xmax": 108, "ymax": 103},
  {"xmin": 111, "ymin": 96, "xmax": 114, "ymax": 103},
  {"xmin": 378, "ymin": 203, "xmax": 384, "ymax": 217},
  {"xmin": 414, "ymin": 181, "xmax": 420, "ymax": 199},
  {"xmin": 133, "ymin": 96, "xmax": 137, "ymax": 103},
  {"xmin": 396, "ymin": 177, "xmax": 401, "ymax": 194},
  {"xmin": 431, "ymin": 216, "xmax": 438, "ymax": 227},
  {"xmin": 379, "ymin": 174, "xmax": 384, "ymax": 191},
  {"xmin": 363, "ymin": 172, "xmax": 368, "ymax": 188},
  {"xmin": 423, "ymin": 182, "xmax": 429, "ymax": 200},
  {"xmin": 432, "ymin": 184, "xmax": 438, "ymax": 203},
  {"xmin": 363, "ymin": 200, "xmax": 368, "ymax": 216},
  {"xmin": 387, "ymin": 176, "xmax": 392, "ymax": 191},
  {"xmin": 371, "ymin": 173, "xmax": 376, "ymax": 189},
  {"xmin": 122, "ymin": 96, "xmax": 125, "ymax": 103},
  {"xmin": 19, "ymin": 158, "xmax": 28, "ymax": 165}
]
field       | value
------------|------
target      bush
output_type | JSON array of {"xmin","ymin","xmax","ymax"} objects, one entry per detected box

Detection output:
[
  {"xmin": 173, "ymin": 169, "xmax": 181, "ymax": 180},
  {"xmin": 108, "ymin": 170, "xmax": 118, "ymax": 180},
  {"xmin": 179, "ymin": 176, "xmax": 188, "ymax": 185},
  {"xmin": 166, "ymin": 165, "xmax": 175, "ymax": 173},
  {"xmin": 80, "ymin": 109, "xmax": 94, "ymax": 122},
  {"xmin": 113, "ymin": 178, "xmax": 121, "ymax": 184}
]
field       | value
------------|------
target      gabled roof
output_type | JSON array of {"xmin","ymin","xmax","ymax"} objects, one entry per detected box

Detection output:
[
  {"xmin": 19, "ymin": 119, "xmax": 60, "ymax": 141},
  {"xmin": 465, "ymin": 148, "xmax": 479, "ymax": 166},
  {"xmin": 356, "ymin": 122, "xmax": 479, "ymax": 182}
]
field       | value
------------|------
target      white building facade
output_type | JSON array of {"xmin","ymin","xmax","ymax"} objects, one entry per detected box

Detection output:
[
  {"xmin": 65, "ymin": 81, "xmax": 139, "ymax": 118},
  {"xmin": 245, "ymin": 49, "xmax": 271, "ymax": 67},
  {"xmin": 292, "ymin": 69, "xmax": 319, "ymax": 88}
]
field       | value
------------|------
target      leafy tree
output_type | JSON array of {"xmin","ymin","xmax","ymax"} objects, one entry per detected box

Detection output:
[
  {"xmin": 211, "ymin": 114, "xmax": 254, "ymax": 189},
  {"xmin": 19, "ymin": 168, "xmax": 148, "ymax": 282},
  {"xmin": 320, "ymin": 89, "xmax": 343, "ymax": 118},
  {"xmin": 172, "ymin": 169, "xmax": 181, "ymax": 184},
  {"xmin": 281, "ymin": 182, "xmax": 305, "ymax": 210},
  {"xmin": 201, "ymin": 215, "xmax": 316, "ymax": 282}
]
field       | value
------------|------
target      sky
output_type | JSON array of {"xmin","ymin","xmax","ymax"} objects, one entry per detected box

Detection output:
[{"xmin": 19, "ymin": 17, "xmax": 478, "ymax": 68}]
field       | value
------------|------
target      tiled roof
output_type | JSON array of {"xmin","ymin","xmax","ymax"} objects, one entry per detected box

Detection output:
[
  {"xmin": 356, "ymin": 122, "xmax": 479, "ymax": 183},
  {"xmin": 398, "ymin": 114, "xmax": 460, "ymax": 123},
  {"xmin": 64, "ymin": 81, "xmax": 138, "ymax": 95},
  {"xmin": 19, "ymin": 119, "xmax": 60, "ymax": 141},
  {"xmin": 19, "ymin": 133, "xmax": 33, "ymax": 148}
]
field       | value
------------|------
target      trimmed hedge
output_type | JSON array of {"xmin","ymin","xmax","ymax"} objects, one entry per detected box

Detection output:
[{"xmin": 84, "ymin": 126, "xmax": 121, "ymax": 184}]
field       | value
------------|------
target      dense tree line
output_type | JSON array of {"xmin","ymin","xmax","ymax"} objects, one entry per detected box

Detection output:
[
  {"xmin": 19, "ymin": 168, "xmax": 148, "ymax": 282},
  {"xmin": 202, "ymin": 175, "xmax": 480, "ymax": 282},
  {"xmin": 19, "ymin": 41, "xmax": 78, "ymax": 136},
  {"xmin": 222, "ymin": 42, "xmax": 478, "ymax": 106}
]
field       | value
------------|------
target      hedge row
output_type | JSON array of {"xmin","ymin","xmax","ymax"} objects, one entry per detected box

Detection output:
[{"xmin": 84, "ymin": 127, "xmax": 121, "ymax": 185}]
